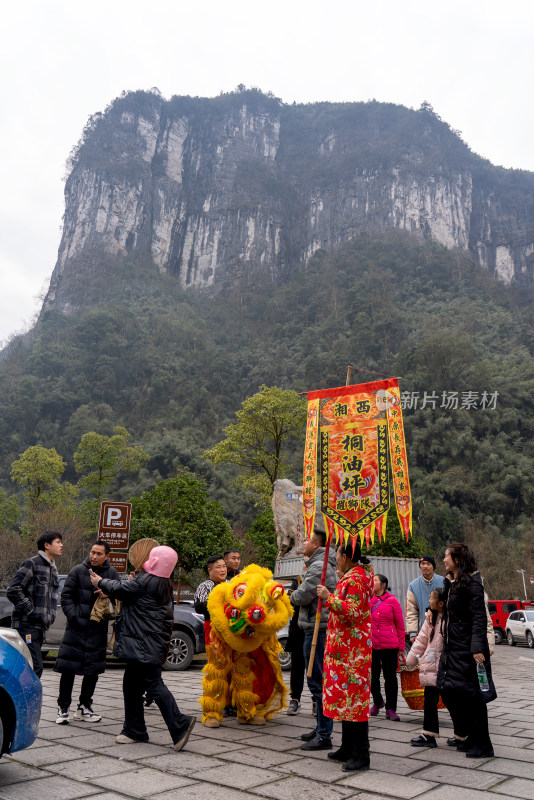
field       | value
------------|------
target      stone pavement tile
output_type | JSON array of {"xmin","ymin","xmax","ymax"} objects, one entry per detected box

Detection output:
[
  {"xmin": 479, "ymin": 758, "xmax": 534, "ymax": 779},
  {"xmin": 56, "ymin": 732, "xmax": 118, "ymax": 750},
  {"xmin": 79, "ymin": 795, "xmax": 132, "ymax": 800},
  {"xmin": 241, "ymin": 733, "xmax": 304, "ymax": 752},
  {"xmin": 0, "ymin": 775, "xmax": 100, "ymax": 800},
  {"xmin": 338, "ymin": 769, "xmax": 437, "ymax": 799},
  {"xmin": 36, "ymin": 724, "xmax": 90, "ymax": 740},
  {"xmin": 408, "ymin": 746, "xmax": 493, "ymax": 767},
  {"xmin": 90, "ymin": 768, "xmax": 195, "ymax": 798},
  {"xmin": 194, "ymin": 725, "xmax": 253, "ymax": 742},
  {"xmin": 397, "ymin": 788, "xmax": 516, "ymax": 800},
  {"xmin": 146, "ymin": 786, "xmax": 255, "ymax": 800},
  {"xmin": 370, "ymin": 753, "xmax": 431, "ymax": 776},
  {"xmin": 248, "ymin": 776, "xmax": 354, "ymax": 800},
  {"xmin": 413, "ymin": 763, "xmax": 504, "ymax": 790},
  {"xmin": 369, "ymin": 727, "xmax": 420, "ymax": 743},
  {"xmin": 274, "ymin": 755, "xmax": 351, "ymax": 782},
  {"xmin": 490, "ymin": 733, "xmax": 534, "ymax": 747},
  {"xmin": 26, "ymin": 738, "xmax": 55, "ymax": 749},
  {"xmin": 6, "ymin": 743, "xmax": 89, "ymax": 767},
  {"xmin": 183, "ymin": 736, "xmax": 247, "ymax": 756},
  {"xmin": 48, "ymin": 755, "xmax": 138, "ymax": 780},
  {"xmin": 0, "ymin": 762, "xmax": 52, "ymax": 785},
  {"xmin": 367, "ymin": 739, "xmax": 416, "ymax": 757},
  {"xmin": 492, "ymin": 743, "xmax": 534, "ymax": 762},
  {"xmin": 216, "ymin": 746, "xmax": 301, "ymax": 768},
  {"xmin": 95, "ymin": 743, "xmax": 168, "ymax": 759},
  {"xmin": 190, "ymin": 762, "xmax": 284, "ymax": 790},
  {"xmin": 136, "ymin": 752, "xmax": 226, "ymax": 776},
  {"xmin": 370, "ymin": 720, "xmax": 421, "ymax": 733},
  {"xmin": 490, "ymin": 778, "xmax": 534, "ymax": 799}
]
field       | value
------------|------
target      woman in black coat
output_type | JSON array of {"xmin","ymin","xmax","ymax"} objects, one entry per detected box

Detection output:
[
  {"xmin": 437, "ymin": 543, "xmax": 496, "ymax": 758},
  {"xmin": 90, "ymin": 545, "xmax": 195, "ymax": 751}
]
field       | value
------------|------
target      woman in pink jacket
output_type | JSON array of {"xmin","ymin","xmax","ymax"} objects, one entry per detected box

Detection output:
[{"xmin": 370, "ymin": 574, "xmax": 405, "ymax": 720}]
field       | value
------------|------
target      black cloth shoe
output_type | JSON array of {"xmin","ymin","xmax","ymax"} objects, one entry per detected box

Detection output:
[
  {"xmin": 342, "ymin": 751, "xmax": 370, "ymax": 771},
  {"xmin": 466, "ymin": 745, "xmax": 494, "ymax": 759},
  {"xmin": 457, "ymin": 739, "xmax": 473, "ymax": 752},
  {"xmin": 173, "ymin": 716, "xmax": 196, "ymax": 752},
  {"xmin": 410, "ymin": 734, "xmax": 437, "ymax": 748},
  {"xmin": 300, "ymin": 735, "xmax": 332, "ymax": 751},
  {"xmin": 328, "ymin": 746, "xmax": 350, "ymax": 762},
  {"xmin": 300, "ymin": 728, "xmax": 317, "ymax": 742},
  {"xmin": 447, "ymin": 737, "xmax": 459, "ymax": 747}
]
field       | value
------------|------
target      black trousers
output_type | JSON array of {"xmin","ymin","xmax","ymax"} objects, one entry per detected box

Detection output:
[
  {"xmin": 16, "ymin": 626, "xmax": 44, "ymax": 679},
  {"xmin": 289, "ymin": 629, "xmax": 305, "ymax": 700},
  {"xmin": 423, "ymin": 685, "xmax": 440, "ymax": 735},
  {"xmin": 122, "ymin": 660, "xmax": 190, "ymax": 744},
  {"xmin": 440, "ymin": 688, "xmax": 490, "ymax": 748},
  {"xmin": 342, "ymin": 720, "xmax": 370, "ymax": 753},
  {"xmin": 58, "ymin": 671, "xmax": 99, "ymax": 710},
  {"xmin": 371, "ymin": 648, "xmax": 399, "ymax": 711}
]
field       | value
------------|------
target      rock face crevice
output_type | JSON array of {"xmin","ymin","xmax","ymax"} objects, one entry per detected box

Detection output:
[{"xmin": 43, "ymin": 90, "xmax": 534, "ymax": 313}]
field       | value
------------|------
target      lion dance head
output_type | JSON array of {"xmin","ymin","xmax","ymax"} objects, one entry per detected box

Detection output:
[{"xmin": 208, "ymin": 564, "xmax": 292, "ymax": 653}]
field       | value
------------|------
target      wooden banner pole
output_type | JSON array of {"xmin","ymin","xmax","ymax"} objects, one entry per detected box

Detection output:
[{"xmin": 306, "ymin": 366, "xmax": 351, "ymax": 678}]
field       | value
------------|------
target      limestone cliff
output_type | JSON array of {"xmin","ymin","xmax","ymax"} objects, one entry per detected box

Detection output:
[{"xmin": 42, "ymin": 89, "xmax": 534, "ymax": 313}]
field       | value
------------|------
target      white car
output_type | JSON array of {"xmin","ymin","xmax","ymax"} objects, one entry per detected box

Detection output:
[{"xmin": 506, "ymin": 609, "xmax": 534, "ymax": 648}]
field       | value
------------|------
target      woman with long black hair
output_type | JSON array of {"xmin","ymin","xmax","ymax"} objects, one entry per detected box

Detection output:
[
  {"xmin": 437, "ymin": 543, "xmax": 496, "ymax": 758},
  {"xmin": 89, "ymin": 545, "xmax": 195, "ymax": 750}
]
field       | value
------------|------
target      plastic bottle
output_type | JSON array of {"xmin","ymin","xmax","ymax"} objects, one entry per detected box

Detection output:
[{"xmin": 477, "ymin": 662, "xmax": 489, "ymax": 692}]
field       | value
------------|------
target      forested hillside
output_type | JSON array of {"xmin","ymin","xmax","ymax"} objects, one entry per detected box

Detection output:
[{"xmin": 1, "ymin": 232, "xmax": 534, "ymax": 587}]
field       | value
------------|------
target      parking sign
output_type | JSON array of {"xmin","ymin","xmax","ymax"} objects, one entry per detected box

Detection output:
[{"xmin": 98, "ymin": 501, "xmax": 132, "ymax": 550}]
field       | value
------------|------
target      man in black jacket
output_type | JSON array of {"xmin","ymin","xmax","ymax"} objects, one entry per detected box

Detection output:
[
  {"xmin": 7, "ymin": 530, "xmax": 63, "ymax": 678},
  {"xmin": 54, "ymin": 541, "xmax": 120, "ymax": 724}
]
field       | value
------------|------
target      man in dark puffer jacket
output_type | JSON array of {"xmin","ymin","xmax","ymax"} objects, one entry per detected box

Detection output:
[{"xmin": 54, "ymin": 541, "xmax": 120, "ymax": 724}]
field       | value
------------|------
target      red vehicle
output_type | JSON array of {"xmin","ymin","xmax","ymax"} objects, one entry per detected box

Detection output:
[{"xmin": 488, "ymin": 600, "xmax": 533, "ymax": 645}]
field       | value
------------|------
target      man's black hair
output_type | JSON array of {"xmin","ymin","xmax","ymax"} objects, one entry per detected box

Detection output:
[
  {"xmin": 206, "ymin": 554, "xmax": 224, "ymax": 571},
  {"xmin": 37, "ymin": 530, "xmax": 63, "ymax": 551},
  {"xmin": 313, "ymin": 530, "xmax": 327, "ymax": 548},
  {"xmin": 94, "ymin": 540, "xmax": 111, "ymax": 554},
  {"xmin": 223, "ymin": 548, "xmax": 240, "ymax": 557}
]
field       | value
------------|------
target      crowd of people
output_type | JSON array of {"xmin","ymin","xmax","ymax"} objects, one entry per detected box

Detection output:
[{"xmin": 6, "ymin": 530, "xmax": 497, "ymax": 771}]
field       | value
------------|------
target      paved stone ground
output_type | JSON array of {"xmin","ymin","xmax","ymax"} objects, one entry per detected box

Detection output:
[{"xmin": 1, "ymin": 644, "xmax": 533, "ymax": 799}]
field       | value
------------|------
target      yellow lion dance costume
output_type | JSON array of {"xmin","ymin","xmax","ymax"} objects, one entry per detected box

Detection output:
[{"xmin": 200, "ymin": 564, "xmax": 292, "ymax": 726}]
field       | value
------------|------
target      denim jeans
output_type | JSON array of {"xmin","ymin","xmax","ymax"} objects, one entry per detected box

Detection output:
[{"xmin": 304, "ymin": 629, "xmax": 333, "ymax": 739}]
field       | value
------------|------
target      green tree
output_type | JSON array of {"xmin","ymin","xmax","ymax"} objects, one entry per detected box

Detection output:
[
  {"xmin": 203, "ymin": 385, "xmax": 307, "ymax": 506},
  {"xmin": 74, "ymin": 426, "xmax": 149, "ymax": 503},
  {"xmin": 11, "ymin": 445, "xmax": 68, "ymax": 510},
  {"xmin": 0, "ymin": 489, "xmax": 20, "ymax": 529},
  {"xmin": 244, "ymin": 508, "xmax": 278, "ymax": 570},
  {"xmin": 130, "ymin": 472, "xmax": 237, "ymax": 576}
]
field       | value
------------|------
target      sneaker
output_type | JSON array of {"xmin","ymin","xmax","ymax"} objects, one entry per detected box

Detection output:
[
  {"xmin": 300, "ymin": 735, "xmax": 332, "ymax": 751},
  {"xmin": 173, "ymin": 716, "xmax": 196, "ymax": 751},
  {"xmin": 385, "ymin": 709, "xmax": 400, "ymax": 721},
  {"xmin": 300, "ymin": 728, "xmax": 317, "ymax": 741},
  {"xmin": 447, "ymin": 737, "xmax": 459, "ymax": 747},
  {"xmin": 287, "ymin": 699, "xmax": 301, "ymax": 716},
  {"xmin": 410, "ymin": 734, "xmax": 437, "ymax": 748},
  {"xmin": 55, "ymin": 707, "xmax": 69, "ymax": 725},
  {"xmin": 74, "ymin": 705, "xmax": 102, "ymax": 722},
  {"xmin": 370, "ymin": 700, "xmax": 384, "ymax": 716}
]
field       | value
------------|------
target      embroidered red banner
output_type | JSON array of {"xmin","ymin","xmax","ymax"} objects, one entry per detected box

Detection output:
[{"xmin": 304, "ymin": 378, "xmax": 412, "ymax": 544}]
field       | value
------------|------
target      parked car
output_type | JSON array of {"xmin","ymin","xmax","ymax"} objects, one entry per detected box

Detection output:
[
  {"xmin": 0, "ymin": 628, "xmax": 42, "ymax": 757},
  {"xmin": 0, "ymin": 578, "xmax": 205, "ymax": 672},
  {"xmin": 488, "ymin": 599, "xmax": 533, "ymax": 645},
  {"xmin": 505, "ymin": 609, "xmax": 534, "ymax": 648}
]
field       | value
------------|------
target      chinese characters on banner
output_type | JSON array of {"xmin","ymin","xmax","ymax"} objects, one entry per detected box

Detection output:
[{"xmin": 302, "ymin": 379, "xmax": 412, "ymax": 547}]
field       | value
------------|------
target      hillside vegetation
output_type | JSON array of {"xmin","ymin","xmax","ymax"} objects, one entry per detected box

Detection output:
[{"xmin": 1, "ymin": 232, "xmax": 533, "ymax": 592}]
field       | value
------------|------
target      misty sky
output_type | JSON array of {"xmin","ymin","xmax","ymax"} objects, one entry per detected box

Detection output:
[{"xmin": 1, "ymin": 0, "xmax": 533, "ymax": 343}]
